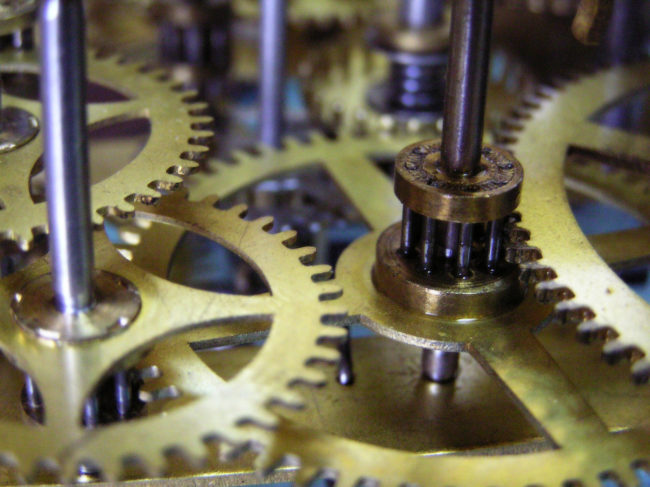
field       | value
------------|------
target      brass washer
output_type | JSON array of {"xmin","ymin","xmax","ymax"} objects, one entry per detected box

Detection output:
[
  {"xmin": 11, "ymin": 270, "xmax": 141, "ymax": 342},
  {"xmin": 373, "ymin": 223, "xmax": 524, "ymax": 320},
  {"xmin": 394, "ymin": 141, "xmax": 524, "ymax": 222}
]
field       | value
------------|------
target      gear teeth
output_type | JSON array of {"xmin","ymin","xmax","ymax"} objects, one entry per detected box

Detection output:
[
  {"xmin": 290, "ymin": 367, "xmax": 328, "ymax": 387},
  {"xmin": 576, "ymin": 320, "xmax": 619, "ymax": 343},
  {"xmin": 631, "ymin": 360, "xmax": 650, "ymax": 384},
  {"xmin": 519, "ymin": 262, "xmax": 557, "ymax": 284},
  {"xmin": 269, "ymin": 389, "xmax": 305, "ymax": 410},
  {"xmin": 310, "ymin": 264, "xmax": 334, "ymax": 282},
  {"xmin": 309, "ymin": 346, "xmax": 341, "ymax": 365},
  {"xmin": 599, "ymin": 470, "xmax": 627, "ymax": 487},
  {"xmin": 505, "ymin": 243, "xmax": 543, "ymax": 264},
  {"xmin": 237, "ymin": 409, "xmax": 278, "ymax": 431},
  {"xmin": 534, "ymin": 281, "xmax": 575, "ymax": 304},
  {"xmin": 253, "ymin": 216, "xmax": 275, "ymax": 232},
  {"xmin": 317, "ymin": 283, "xmax": 343, "ymax": 301},
  {"xmin": 602, "ymin": 341, "xmax": 645, "ymax": 365},
  {"xmin": 275, "ymin": 229, "xmax": 298, "ymax": 247},
  {"xmin": 552, "ymin": 302, "xmax": 596, "ymax": 325},
  {"xmin": 294, "ymin": 246, "xmax": 318, "ymax": 264},
  {"xmin": 229, "ymin": 203, "xmax": 249, "ymax": 218}
]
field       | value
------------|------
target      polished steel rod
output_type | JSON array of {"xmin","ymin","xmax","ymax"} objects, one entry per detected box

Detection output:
[
  {"xmin": 440, "ymin": 0, "xmax": 493, "ymax": 176},
  {"xmin": 336, "ymin": 327, "xmax": 355, "ymax": 386},
  {"xmin": 399, "ymin": 0, "xmax": 445, "ymax": 29},
  {"xmin": 422, "ymin": 349, "xmax": 459, "ymax": 382},
  {"xmin": 40, "ymin": 0, "xmax": 94, "ymax": 313},
  {"xmin": 259, "ymin": 0, "xmax": 286, "ymax": 148},
  {"xmin": 485, "ymin": 218, "xmax": 504, "ymax": 272},
  {"xmin": 421, "ymin": 217, "xmax": 436, "ymax": 272}
]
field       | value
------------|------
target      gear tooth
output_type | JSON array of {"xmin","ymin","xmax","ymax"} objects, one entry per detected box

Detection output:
[
  {"xmin": 120, "ymin": 454, "xmax": 150, "ymax": 481},
  {"xmin": 186, "ymin": 102, "xmax": 210, "ymax": 116},
  {"xmin": 599, "ymin": 470, "xmax": 627, "ymax": 487},
  {"xmin": 311, "ymin": 345, "xmax": 341, "ymax": 365},
  {"xmin": 138, "ymin": 385, "xmax": 180, "ymax": 403},
  {"xmin": 534, "ymin": 281, "xmax": 575, "ymax": 304},
  {"xmin": 310, "ymin": 264, "xmax": 333, "ymax": 282},
  {"xmin": 294, "ymin": 246, "xmax": 317, "ymax": 264},
  {"xmin": 283, "ymin": 136, "xmax": 305, "ymax": 150},
  {"xmin": 257, "ymin": 451, "xmax": 296, "ymax": 478},
  {"xmin": 292, "ymin": 366, "xmax": 327, "ymax": 387},
  {"xmin": 317, "ymin": 283, "xmax": 343, "ymax": 301},
  {"xmin": 229, "ymin": 203, "xmax": 249, "ymax": 218},
  {"xmin": 189, "ymin": 130, "xmax": 215, "ymax": 144},
  {"xmin": 198, "ymin": 194, "xmax": 220, "ymax": 208},
  {"xmin": 552, "ymin": 301, "xmax": 596, "ymax": 326},
  {"xmin": 602, "ymin": 341, "xmax": 645, "ymax": 365},
  {"xmin": 320, "ymin": 307, "xmax": 348, "ymax": 325},
  {"xmin": 504, "ymin": 242, "xmax": 542, "ymax": 264},
  {"xmin": 520, "ymin": 261, "xmax": 557, "ymax": 284},
  {"xmin": 576, "ymin": 321, "xmax": 619, "ymax": 344},
  {"xmin": 275, "ymin": 229, "xmax": 298, "ymax": 247},
  {"xmin": 253, "ymin": 215, "xmax": 275, "ymax": 232},
  {"xmin": 631, "ymin": 359, "xmax": 650, "ymax": 385},
  {"xmin": 238, "ymin": 409, "xmax": 278, "ymax": 431},
  {"xmin": 270, "ymin": 389, "xmax": 304, "ymax": 410}
]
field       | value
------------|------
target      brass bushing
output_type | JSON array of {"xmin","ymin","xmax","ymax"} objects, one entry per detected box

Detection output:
[
  {"xmin": 373, "ymin": 223, "xmax": 524, "ymax": 320},
  {"xmin": 394, "ymin": 141, "xmax": 524, "ymax": 223}
]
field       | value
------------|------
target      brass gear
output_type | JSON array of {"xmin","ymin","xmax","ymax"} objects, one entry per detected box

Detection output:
[
  {"xmin": 0, "ymin": 49, "xmax": 212, "ymax": 250},
  {"xmin": 234, "ymin": 0, "xmax": 376, "ymax": 28},
  {"xmin": 308, "ymin": 43, "xmax": 536, "ymax": 143},
  {"xmin": 148, "ymin": 133, "xmax": 648, "ymax": 486},
  {"xmin": 503, "ymin": 62, "xmax": 650, "ymax": 381},
  {"xmin": 0, "ymin": 190, "xmax": 345, "ymax": 481}
]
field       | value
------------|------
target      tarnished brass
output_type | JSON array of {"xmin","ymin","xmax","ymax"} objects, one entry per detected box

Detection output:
[
  {"xmin": 394, "ymin": 140, "xmax": 524, "ymax": 222},
  {"xmin": 0, "ymin": 49, "xmax": 211, "ymax": 249},
  {"xmin": 11, "ymin": 270, "xmax": 141, "ymax": 342},
  {"xmin": 508, "ymin": 62, "xmax": 650, "ymax": 379},
  {"xmin": 373, "ymin": 223, "xmax": 523, "ymax": 319},
  {"xmin": 0, "ymin": 191, "xmax": 345, "ymax": 481}
]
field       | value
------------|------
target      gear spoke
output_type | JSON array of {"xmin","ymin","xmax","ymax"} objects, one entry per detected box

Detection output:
[
  {"xmin": 572, "ymin": 122, "xmax": 650, "ymax": 164},
  {"xmin": 86, "ymin": 99, "xmax": 149, "ymax": 128},
  {"xmin": 472, "ymin": 326, "xmax": 608, "ymax": 447}
]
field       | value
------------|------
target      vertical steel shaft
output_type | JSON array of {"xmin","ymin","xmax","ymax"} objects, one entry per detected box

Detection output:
[
  {"xmin": 440, "ymin": 0, "xmax": 493, "ymax": 176},
  {"xmin": 456, "ymin": 223, "xmax": 473, "ymax": 277},
  {"xmin": 399, "ymin": 0, "xmax": 445, "ymax": 30},
  {"xmin": 40, "ymin": 0, "xmax": 94, "ymax": 313},
  {"xmin": 401, "ymin": 206, "xmax": 418, "ymax": 255},
  {"xmin": 485, "ymin": 218, "xmax": 503, "ymax": 272},
  {"xmin": 259, "ymin": 0, "xmax": 286, "ymax": 148},
  {"xmin": 422, "ymin": 349, "xmax": 459, "ymax": 382},
  {"xmin": 420, "ymin": 217, "xmax": 436, "ymax": 272}
]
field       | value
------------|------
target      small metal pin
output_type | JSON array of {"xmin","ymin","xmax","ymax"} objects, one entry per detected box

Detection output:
[
  {"xmin": 444, "ymin": 222, "xmax": 460, "ymax": 260},
  {"xmin": 83, "ymin": 396, "xmax": 99, "ymax": 428},
  {"xmin": 114, "ymin": 371, "xmax": 131, "ymax": 420},
  {"xmin": 336, "ymin": 327, "xmax": 355, "ymax": 386},
  {"xmin": 422, "ymin": 349, "xmax": 459, "ymax": 383},
  {"xmin": 420, "ymin": 217, "xmax": 436, "ymax": 272},
  {"xmin": 400, "ymin": 206, "xmax": 419, "ymax": 255},
  {"xmin": 456, "ymin": 223, "xmax": 473, "ymax": 278},
  {"xmin": 485, "ymin": 218, "xmax": 504, "ymax": 272}
]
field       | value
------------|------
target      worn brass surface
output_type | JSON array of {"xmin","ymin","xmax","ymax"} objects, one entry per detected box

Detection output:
[
  {"xmin": 394, "ymin": 141, "xmax": 524, "ymax": 222},
  {"xmin": 373, "ymin": 223, "xmax": 523, "ymax": 319},
  {"xmin": 0, "ymin": 49, "xmax": 211, "ymax": 249},
  {"xmin": 507, "ymin": 62, "xmax": 650, "ymax": 380},
  {"xmin": 11, "ymin": 270, "xmax": 141, "ymax": 342},
  {"xmin": 0, "ymin": 191, "xmax": 344, "ymax": 481}
]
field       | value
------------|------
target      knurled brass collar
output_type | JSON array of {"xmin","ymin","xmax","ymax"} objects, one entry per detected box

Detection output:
[{"xmin": 394, "ymin": 141, "xmax": 524, "ymax": 223}]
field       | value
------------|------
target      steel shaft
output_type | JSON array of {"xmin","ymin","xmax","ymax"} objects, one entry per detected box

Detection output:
[
  {"xmin": 259, "ymin": 0, "xmax": 286, "ymax": 148},
  {"xmin": 399, "ymin": 0, "xmax": 445, "ymax": 30},
  {"xmin": 440, "ymin": 0, "xmax": 493, "ymax": 176},
  {"xmin": 40, "ymin": 0, "xmax": 94, "ymax": 313}
]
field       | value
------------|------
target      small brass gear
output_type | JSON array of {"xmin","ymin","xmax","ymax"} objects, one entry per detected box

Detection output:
[
  {"xmin": 0, "ymin": 49, "xmax": 212, "ymax": 250},
  {"xmin": 0, "ymin": 189, "xmax": 345, "ymax": 481},
  {"xmin": 503, "ymin": 62, "xmax": 650, "ymax": 381}
]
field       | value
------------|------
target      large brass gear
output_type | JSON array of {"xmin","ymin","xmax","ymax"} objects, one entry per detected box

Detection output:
[
  {"xmin": 0, "ymin": 189, "xmax": 345, "ymax": 482},
  {"xmin": 504, "ymin": 62, "xmax": 650, "ymax": 381},
  {"xmin": 123, "ymin": 131, "xmax": 649, "ymax": 486},
  {"xmin": 0, "ymin": 49, "xmax": 212, "ymax": 250}
]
